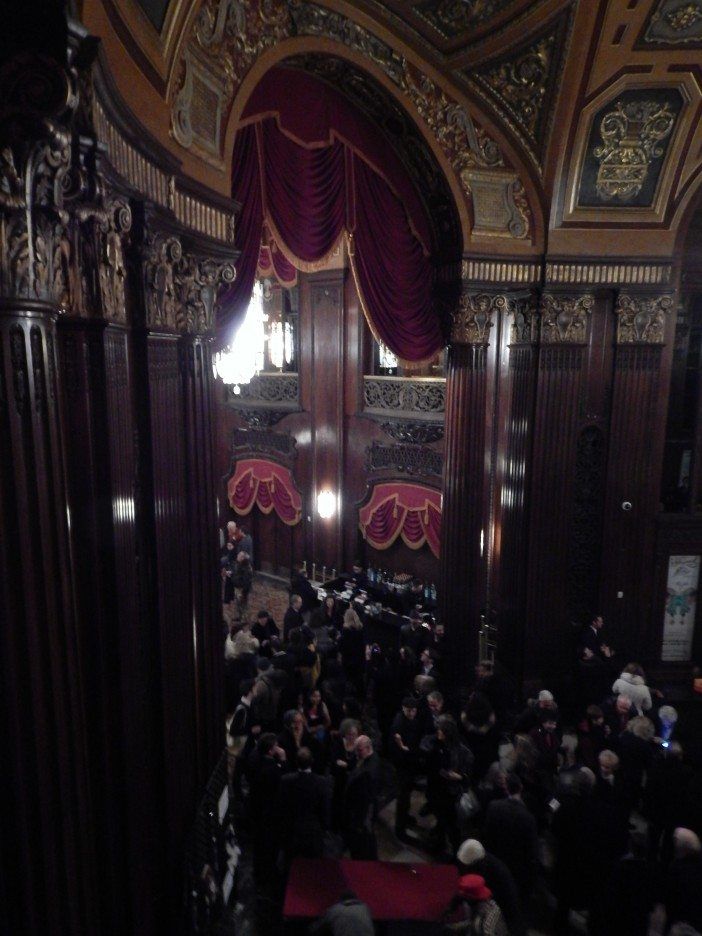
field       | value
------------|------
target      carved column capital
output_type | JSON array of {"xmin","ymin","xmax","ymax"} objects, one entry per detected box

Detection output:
[
  {"xmin": 451, "ymin": 291, "xmax": 513, "ymax": 345},
  {"xmin": 539, "ymin": 293, "xmax": 595, "ymax": 344},
  {"xmin": 0, "ymin": 55, "xmax": 75, "ymax": 305},
  {"xmin": 141, "ymin": 227, "xmax": 182, "ymax": 331},
  {"xmin": 174, "ymin": 253, "xmax": 236, "ymax": 335},
  {"xmin": 615, "ymin": 292, "xmax": 674, "ymax": 345},
  {"xmin": 509, "ymin": 293, "xmax": 539, "ymax": 345}
]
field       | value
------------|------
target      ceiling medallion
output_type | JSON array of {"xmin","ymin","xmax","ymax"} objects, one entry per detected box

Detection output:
[{"xmin": 593, "ymin": 100, "xmax": 677, "ymax": 202}]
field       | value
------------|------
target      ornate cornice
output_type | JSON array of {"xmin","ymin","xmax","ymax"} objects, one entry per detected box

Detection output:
[
  {"xmin": 451, "ymin": 291, "xmax": 512, "ymax": 344},
  {"xmin": 615, "ymin": 293, "xmax": 674, "ymax": 345},
  {"xmin": 539, "ymin": 293, "xmax": 594, "ymax": 344}
]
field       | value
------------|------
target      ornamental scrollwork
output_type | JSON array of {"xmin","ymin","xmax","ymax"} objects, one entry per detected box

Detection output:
[
  {"xmin": 175, "ymin": 255, "xmax": 236, "ymax": 334},
  {"xmin": 379, "ymin": 421, "xmax": 445, "ymax": 445},
  {"xmin": 170, "ymin": 0, "xmax": 532, "ymax": 239},
  {"xmin": 615, "ymin": 293, "xmax": 674, "ymax": 344},
  {"xmin": 510, "ymin": 295, "xmax": 539, "ymax": 344},
  {"xmin": 666, "ymin": 2, "xmax": 702, "ymax": 30},
  {"xmin": 540, "ymin": 294, "xmax": 594, "ymax": 344},
  {"xmin": 142, "ymin": 230, "xmax": 182, "ymax": 330},
  {"xmin": 231, "ymin": 426, "xmax": 298, "ymax": 458},
  {"xmin": 363, "ymin": 377, "xmax": 446, "ymax": 416},
  {"xmin": 593, "ymin": 100, "xmax": 677, "ymax": 202},
  {"xmin": 452, "ymin": 292, "xmax": 510, "ymax": 345},
  {"xmin": 229, "ymin": 373, "xmax": 299, "ymax": 404},
  {"xmin": 0, "ymin": 68, "xmax": 74, "ymax": 304},
  {"xmin": 366, "ymin": 441, "xmax": 443, "ymax": 478},
  {"xmin": 415, "ymin": 0, "xmax": 516, "ymax": 39}
]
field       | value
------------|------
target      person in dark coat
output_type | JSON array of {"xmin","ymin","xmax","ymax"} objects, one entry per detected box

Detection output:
[
  {"xmin": 665, "ymin": 828, "xmax": 702, "ymax": 933},
  {"xmin": 400, "ymin": 610, "xmax": 433, "ymax": 656},
  {"xmin": 457, "ymin": 838, "xmax": 526, "ymax": 936},
  {"xmin": 290, "ymin": 563, "xmax": 319, "ymax": 613},
  {"xmin": 251, "ymin": 609, "xmax": 278, "ymax": 655},
  {"xmin": 343, "ymin": 735, "xmax": 379, "ymax": 859},
  {"xmin": 309, "ymin": 891, "xmax": 374, "ymax": 936},
  {"xmin": 338, "ymin": 607, "xmax": 366, "ymax": 697},
  {"xmin": 388, "ymin": 696, "xmax": 424, "ymax": 840},
  {"xmin": 278, "ymin": 747, "xmax": 331, "ymax": 862},
  {"xmin": 588, "ymin": 831, "xmax": 656, "ymax": 936},
  {"xmin": 644, "ymin": 742, "xmax": 693, "ymax": 866},
  {"xmin": 283, "ymin": 594, "xmax": 305, "ymax": 642},
  {"xmin": 551, "ymin": 768, "xmax": 628, "ymax": 935},
  {"xmin": 246, "ymin": 733, "xmax": 286, "ymax": 883},
  {"xmin": 482, "ymin": 773, "xmax": 539, "ymax": 907}
]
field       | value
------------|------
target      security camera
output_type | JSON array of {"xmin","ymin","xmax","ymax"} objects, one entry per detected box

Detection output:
[{"xmin": 622, "ymin": 501, "xmax": 632, "ymax": 511}]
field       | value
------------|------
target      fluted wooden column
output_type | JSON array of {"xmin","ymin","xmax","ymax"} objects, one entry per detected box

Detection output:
[
  {"xmin": 600, "ymin": 292, "xmax": 675, "ymax": 660},
  {"xmin": 492, "ymin": 296, "xmax": 539, "ymax": 680},
  {"xmin": 439, "ymin": 292, "xmax": 503, "ymax": 694},
  {"xmin": 0, "ymin": 55, "xmax": 99, "ymax": 936},
  {"xmin": 524, "ymin": 292, "xmax": 595, "ymax": 676}
]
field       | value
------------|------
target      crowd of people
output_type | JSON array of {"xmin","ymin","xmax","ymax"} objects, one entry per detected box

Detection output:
[{"xmin": 220, "ymin": 534, "xmax": 702, "ymax": 935}]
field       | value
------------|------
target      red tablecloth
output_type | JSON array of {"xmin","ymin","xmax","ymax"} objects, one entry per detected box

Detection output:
[{"xmin": 283, "ymin": 857, "xmax": 458, "ymax": 921}]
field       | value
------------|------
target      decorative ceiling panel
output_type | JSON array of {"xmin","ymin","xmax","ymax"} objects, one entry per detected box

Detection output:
[
  {"xmin": 412, "ymin": 0, "xmax": 520, "ymax": 40},
  {"xmin": 466, "ymin": 6, "xmax": 573, "ymax": 164}
]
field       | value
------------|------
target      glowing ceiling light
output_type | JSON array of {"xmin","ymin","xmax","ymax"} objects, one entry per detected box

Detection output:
[{"xmin": 213, "ymin": 282, "xmax": 266, "ymax": 389}]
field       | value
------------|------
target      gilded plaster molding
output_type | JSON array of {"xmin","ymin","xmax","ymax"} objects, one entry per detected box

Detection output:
[{"xmin": 615, "ymin": 293, "xmax": 674, "ymax": 345}]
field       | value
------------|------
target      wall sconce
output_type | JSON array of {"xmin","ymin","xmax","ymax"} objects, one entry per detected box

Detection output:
[{"xmin": 317, "ymin": 489, "xmax": 338, "ymax": 519}]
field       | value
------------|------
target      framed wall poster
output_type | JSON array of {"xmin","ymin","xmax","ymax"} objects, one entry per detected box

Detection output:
[{"xmin": 662, "ymin": 555, "xmax": 700, "ymax": 662}]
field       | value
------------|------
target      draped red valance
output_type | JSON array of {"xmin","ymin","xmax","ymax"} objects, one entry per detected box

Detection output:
[
  {"xmin": 257, "ymin": 242, "xmax": 297, "ymax": 288},
  {"xmin": 220, "ymin": 67, "xmax": 443, "ymax": 363},
  {"xmin": 359, "ymin": 482, "xmax": 442, "ymax": 558},
  {"xmin": 228, "ymin": 458, "xmax": 302, "ymax": 526}
]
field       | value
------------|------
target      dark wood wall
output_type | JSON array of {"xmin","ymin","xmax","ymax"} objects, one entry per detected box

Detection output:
[{"xmin": 215, "ymin": 268, "xmax": 442, "ymax": 585}]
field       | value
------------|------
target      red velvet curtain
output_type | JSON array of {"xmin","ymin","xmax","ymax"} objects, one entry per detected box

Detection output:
[
  {"xmin": 219, "ymin": 68, "xmax": 444, "ymax": 362},
  {"xmin": 359, "ymin": 482, "xmax": 442, "ymax": 557},
  {"xmin": 227, "ymin": 458, "xmax": 302, "ymax": 526}
]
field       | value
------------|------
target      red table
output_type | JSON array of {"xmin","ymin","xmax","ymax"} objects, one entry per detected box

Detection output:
[{"xmin": 283, "ymin": 857, "xmax": 458, "ymax": 922}]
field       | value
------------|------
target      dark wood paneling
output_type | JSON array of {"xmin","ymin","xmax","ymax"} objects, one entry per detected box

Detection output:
[
  {"xmin": 146, "ymin": 335, "xmax": 198, "ymax": 867},
  {"xmin": 438, "ymin": 342, "xmax": 489, "ymax": 692},
  {"xmin": 0, "ymin": 308, "xmax": 97, "ymax": 936}
]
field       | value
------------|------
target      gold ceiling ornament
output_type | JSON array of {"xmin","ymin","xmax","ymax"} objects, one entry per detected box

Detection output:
[
  {"xmin": 539, "ymin": 294, "xmax": 595, "ymax": 344},
  {"xmin": 474, "ymin": 33, "xmax": 554, "ymax": 145},
  {"xmin": 170, "ymin": 0, "xmax": 533, "ymax": 239},
  {"xmin": 451, "ymin": 291, "xmax": 511, "ymax": 344},
  {"xmin": 414, "ymin": 0, "xmax": 517, "ymax": 39},
  {"xmin": 615, "ymin": 293, "xmax": 674, "ymax": 345},
  {"xmin": 664, "ymin": 2, "xmax": 702, "ymax": 31},
  {"xmin": 593, "ymin": 99, "xmax": 677, "ymax": 202}
]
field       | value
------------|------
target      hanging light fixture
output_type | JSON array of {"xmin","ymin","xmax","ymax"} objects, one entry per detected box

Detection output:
[{"xmin": 213, "ymin": 282, "xmax": 266, "ymax": 392}]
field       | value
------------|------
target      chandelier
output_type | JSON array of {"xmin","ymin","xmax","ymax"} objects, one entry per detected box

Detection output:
[{"xmin": 213, "ymin": 282, "xmax": 266, "ymax": 393}]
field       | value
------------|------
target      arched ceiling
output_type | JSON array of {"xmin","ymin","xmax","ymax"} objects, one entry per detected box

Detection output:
[{"xmin": 82, "ymin": 0, "xmax": 702, "ymax": 259}]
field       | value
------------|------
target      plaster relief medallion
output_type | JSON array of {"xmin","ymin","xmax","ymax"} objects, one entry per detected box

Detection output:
[
  {"xmin": 413, "ymin": 0, "xmax": 518, "ymax": 40},
  {"xmin": 577, "ymin": 89, "xmax": 683, "ymax": 208},
  {"xmin": 642, "ymin": 0, "xmax": 702, "ymax": 45}
]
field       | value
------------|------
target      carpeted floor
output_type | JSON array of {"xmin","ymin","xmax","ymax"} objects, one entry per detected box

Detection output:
[{"xmin": 222, "ymin": 573, "xmax": 291, "ymax": 631}]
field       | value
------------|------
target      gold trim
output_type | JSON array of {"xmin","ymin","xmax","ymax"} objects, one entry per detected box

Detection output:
[
  {"xmin": 462, "ymin": 258, "xmax": 540, "ymax": 284},
  {"xmin": 545, "ymin": 261, "xmax": 672, "ymax": 285}
]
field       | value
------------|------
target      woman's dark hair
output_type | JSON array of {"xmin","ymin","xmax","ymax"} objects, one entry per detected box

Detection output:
[
  {"xmin": 436, "ymin": 714, "xmax": 459, "ymax": 745},
  {"xmin": 258, "ymin": 733, "xmax": 277, "ymax": 755}
]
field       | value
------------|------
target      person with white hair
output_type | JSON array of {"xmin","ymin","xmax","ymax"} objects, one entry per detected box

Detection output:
[
  {"xmin": 612, "ymin": 662, "xmax": 652, "ymax": 714},
  {"xmin": 456, "ymin": 839, "xmax": 526, "ymax": 936},
  {"xmin": 666, "ymin": 829, "xmax": 702, "ymax": 932}
]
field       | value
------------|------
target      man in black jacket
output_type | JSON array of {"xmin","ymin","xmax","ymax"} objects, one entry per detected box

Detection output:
[
  {"xmin": 389, "ymin": 696, "xmax": 424, "ymax": 841},
  {"xmin": 278, "ymin": 747, "xmax": 331, "ymax": 863},
  {"xmin": 283, "ymin": 594, "xmax": 305, "ymax": 641},
  {"xmin": 482, "ymin": 773, "xmax": 539, "ymax": 906},
  {"xmin": 343, "ymin": 736, "xmax": 380, "ymax": 859}
]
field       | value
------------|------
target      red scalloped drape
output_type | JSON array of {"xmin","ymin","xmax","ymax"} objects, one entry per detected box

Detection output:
[
  {"xmin": 258, "ymin": 243, "xmax": 297, "ymax": 287},
  {"xmin": 220, "ymin": 67, "xmax": 443, "ymax": 362},
  {"xmin": 359, "ymin": 482, "xmax": 442, "ymax": 558},
  {"xmin": 227, "ymin": 458, "xmax": 302, "ymax": 526}
]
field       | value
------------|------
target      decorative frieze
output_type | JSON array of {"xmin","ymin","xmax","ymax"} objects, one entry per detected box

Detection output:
[
  {"xmin": 539, "ymin": 294, "xmax": 594, "ymax": 344},
  {"xmin": 510, "ymin": 295, "xmax": 539, "ymax": 345},
  {"xmin": 379, "ymin": 421, "xmax": 445, "ymax": 445},
  {"xmin": 142, "ymin": 230, "xmax": 182, "ymax": 331},
  {"xmin": 452, "ymin": 292, "xmax": 511, "ymax": 344},
  {"xmin": 546, "ymin": 260, "xmax": 673, "ymax": 286},
  {"xmin": 363, "ymin": 376, "xmax": 446, "ymax": 419},
  {"xmin": 231, "ymin": 426, "xmax": 297, "ymax": 461},
  {"xmin": 366, "ymin": 441, "xmax": 443, "ymax": 478},
  {"xmin": 462, "ymin": 258, "xmax": 540, "ymax": 285},
  {"xmin": 615, "ymin": 293, "xmax": 674, "ymax": 344},
  {"xmin": 176, "ymin": 255, "xmax": 236, "ymax": 334}
]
